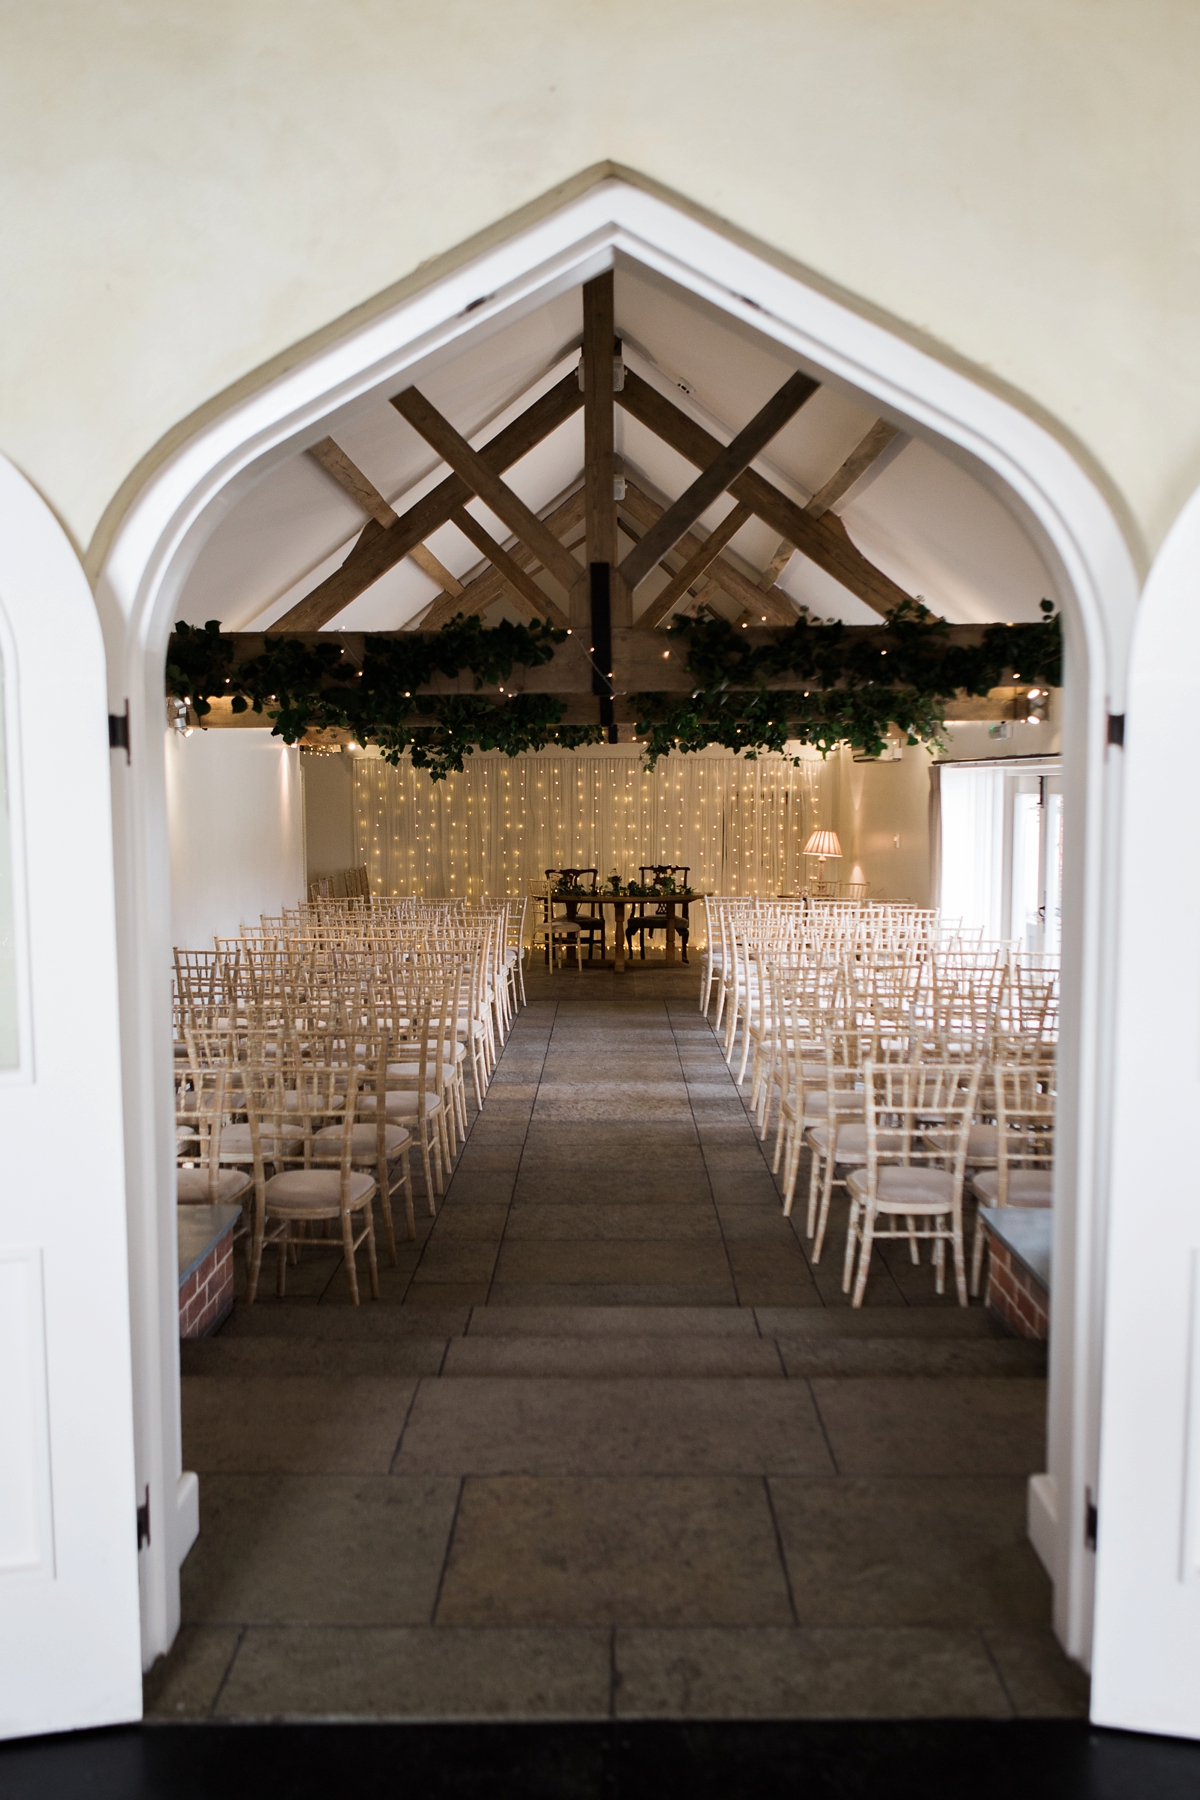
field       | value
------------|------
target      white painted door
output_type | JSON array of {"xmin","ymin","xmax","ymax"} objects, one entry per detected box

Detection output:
[
  {"xmin": 0, "ymin": 457, "xmax": 142, "ymax": 1736},
  {"xmin": 1090, "ymin": 486, "xmax": 1200, "ymax": 1735}
]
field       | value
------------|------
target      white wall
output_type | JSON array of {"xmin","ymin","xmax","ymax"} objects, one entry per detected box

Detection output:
[
  {"xmin": 165, "ymin": 729, "xmax": 304, "ymax": 948},
  {"xmin": 301, "ymin": 751, "xmax": 355, "ymax": 889}
]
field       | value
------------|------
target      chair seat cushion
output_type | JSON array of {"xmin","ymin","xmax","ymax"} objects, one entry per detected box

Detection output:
[
  {"xmin": 177, "ymin": 1165, "xmax": 252, "ymax": 1203},
  {"xmin": 927, "ymin": 1124, "xmax": 1002, "ymax": 1162},
  {"xmin": 315, "ymin": 1123, "xmax": 411, "ymax": 1158},
  {"xmin": 970, "ymin": 1168, "xmax": 1054, "ymax": 1206},
  {"xmin": 219, "ymin": 1124, "xmax": 304, "ymax": 1158},
  {"xmin": 805, "ymin": 1122, "xmax": 869, "ymax": 1162},
  {"xmin": 357, "ymin": 1090, "xmax": 442, "ymax": 1118},
  {"xmin": 264, "ymin": 1168, "xmax": 376, "ymax": 1210},
  {"xmin": 847, "ymin": 1163, "xmax": 956, "ymax": 1212}
]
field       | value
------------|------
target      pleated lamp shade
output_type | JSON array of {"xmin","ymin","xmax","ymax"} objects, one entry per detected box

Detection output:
[{"xmin": 803, "ymin": 829, "xmax": 843, "ymax": 860}]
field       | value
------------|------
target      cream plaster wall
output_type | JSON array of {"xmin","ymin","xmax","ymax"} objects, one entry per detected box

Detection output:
[
  {"xmin": 1, "ymin": 2, "xmax": 1198, "ymax": 568},
  {"xmin": 165, "ymin": 728, "xmax": 304, "ymax": 947},
  {"xmin": 301, "ymin": 752, "xmax": 356, "ymax": 890}
]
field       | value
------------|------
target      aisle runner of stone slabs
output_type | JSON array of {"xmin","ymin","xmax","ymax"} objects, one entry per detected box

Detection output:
[{"xmin": 154, "ymin": 967, "xmax": 1086, "ymax": 1723}]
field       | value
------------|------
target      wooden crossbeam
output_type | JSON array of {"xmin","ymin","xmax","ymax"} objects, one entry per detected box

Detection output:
[
  {"xmin": 619, "ymin": 371, "xmax": 818, "ymax": 591},
  {"xmin": 449, "ymin": 507, "xmax": 569, "ymax": 628},
  {"xmin": 420, "ymin": 487, "xmax": 586, "ymax": 630},
  {"xmin": 621, "ymin": 484, "xmax": 797, "ymax": 627},
  {"xmin": 273, "ymin": 372, "xmax": 583, "ymax": 631},
  {"xmin": 805, "ymin": 418, "xmax": 899, "ymax": 518},
  {"xmin": 392, "ymin": 386, "xmax": 582, "ymax": 593},
  {"xmin": 309, "ymin": 437, "xmax": 464, "ymax": 598},
  {"xmin": 635, "ymin": 503, "xmax": 754, "ymax": 631},
  {"xmin": 617, "ymin": 372, "xmax": 910, "ymax": 618}
]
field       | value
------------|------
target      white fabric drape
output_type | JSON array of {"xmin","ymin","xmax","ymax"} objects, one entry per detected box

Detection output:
[{"xmin": 352, "ymin": 747, "xmax": 823, "ymax": 900}]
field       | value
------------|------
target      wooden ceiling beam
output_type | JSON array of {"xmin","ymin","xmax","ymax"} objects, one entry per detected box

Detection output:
[
  {"xmin": 621, "ymin": 483, "xmax": 797, "ymax": 627},
  {"xmin": 309, "ymin": 437, "xmax": 464, "ymax": 598},
  {"xmin": 582, "ymin": 273, "xmax": 618, "ymax": 570},
  {"xmin": 619, "ymin": 371, "xmax": 818, "ymax": 591},
  {"xmin": 272, "ymin": 371, "xmax": 583, "ymax": 631},
  {"xmin": 391, "ymin": 386, "xmax": 582, "ymax": 593},
  {"xmin": 617, "ymin": 371, "xmax": 909, "ymax": 618},
  {"xmin": 634, "ymin": 503, "xmax": 754, "ymax": 631},
  {"xmin": 805, "ymin": 418, "xmax": 900, "ymax": 519},
  {"xmin": 420, "ymin": 486, "xmax": 586, "ymax": 630},
  {"xmin": 448, "ymin": 507, "xmax": 570, "ymax": 628}
]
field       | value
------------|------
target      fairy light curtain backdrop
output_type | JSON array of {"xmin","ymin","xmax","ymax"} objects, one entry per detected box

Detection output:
[{"xmin": 351, "ymin": 745, "xmax": 827, "ymax": 903}]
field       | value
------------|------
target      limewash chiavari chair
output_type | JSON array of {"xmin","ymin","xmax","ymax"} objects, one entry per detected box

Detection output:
[
  {"xmin": 968, "ymin": 1061, "xmax": 1056, "ymax": 1295},
  {"xmin": 242, "ymin": 1064, "xmax": 380, "ymax": 1305},
  {"xmin": 842, "ymin": 1059, "xmax": 984, "ymax": 1308},
  {"xmin": 174, "ymin": 1067, "xmax": 254, "ymax": 1211}
]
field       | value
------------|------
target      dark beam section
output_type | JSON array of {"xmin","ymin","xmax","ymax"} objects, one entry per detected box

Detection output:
[
  {"xmin": 272, "ymin": 373, "xmax": 583, "ymax": 631},
  {"xmin": 619, "ymin": 371, "xmax": 817, "ymax": 591},
  {"xmin": 391, "ymin": 386, "xmax": 582, "ymax": 593},
  {"xmin": 618, "ymin": 372, "xmax": 910, "ymax": 618},
  {"xmin": 621, "ymin": 484, "xmax": 796, "ymax": 627}
]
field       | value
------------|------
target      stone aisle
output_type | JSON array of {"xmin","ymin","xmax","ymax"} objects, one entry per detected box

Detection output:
[{"xmin": 148, "ymin": 963, "xmax": 1088, "ymax": 1723}]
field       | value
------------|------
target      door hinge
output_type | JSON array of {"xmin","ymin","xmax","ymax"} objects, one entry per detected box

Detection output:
[
  {"xmin": 1106, "ymin": 713, "xmax": 1125, "ymax": 748},
  {"xmin": 136, "ymin": 1486, "xmax": 151, "ymax": 1551},
  {"xmin": 109, "ymin": 703, "xmax": 131, "ymax": 763},
  {"xmin": 1085, "ymin": 1489, "xmax": 1098, "ymax": 1551}
]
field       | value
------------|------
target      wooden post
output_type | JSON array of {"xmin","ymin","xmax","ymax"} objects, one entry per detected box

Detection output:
[{"xmin": 581, "ymin": 272, "xmax": 628, "ymax": 639}]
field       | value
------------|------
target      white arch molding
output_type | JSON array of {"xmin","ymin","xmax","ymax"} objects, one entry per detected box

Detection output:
[{"xmin": 93, "ymin": 179, "xmax": 1138, "ymax": 1691}]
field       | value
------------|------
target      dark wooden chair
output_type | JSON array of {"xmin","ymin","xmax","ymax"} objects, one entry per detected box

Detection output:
[
  {"xmin": 544, "ymin": 867, "xmax": 607, "ymax": 963},
  {"xmin": 625, "ymin": 865, "xmax": 691, "ymax": 963}
]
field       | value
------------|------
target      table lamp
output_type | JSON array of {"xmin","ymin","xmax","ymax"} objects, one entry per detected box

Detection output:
[{"xmin": 803, "ymin": 829, "xmax": 843, "ymax": 887}]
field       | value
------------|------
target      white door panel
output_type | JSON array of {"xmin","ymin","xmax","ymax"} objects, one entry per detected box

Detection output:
[
  {"xmin": 1091, "ymin": 484, "xmax": 1200, "ymax": 1734},
  {"xmin": 0, "ymin": 456, "xmax": 141, "ymax": 1737}
]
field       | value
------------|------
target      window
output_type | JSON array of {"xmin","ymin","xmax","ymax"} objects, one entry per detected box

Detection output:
[{"xmin": 939, "ymin": 759, "xmax": 1062, "ymax": 954}]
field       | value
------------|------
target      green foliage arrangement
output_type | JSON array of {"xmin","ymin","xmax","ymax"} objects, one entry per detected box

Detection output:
[
  {"xmin": 166, "ymin": 599, "xmax": 1061, "ymax": 779},
  {"xmin": 632, "ymin": 599, "xmax": 1062, "ymax": 765}
]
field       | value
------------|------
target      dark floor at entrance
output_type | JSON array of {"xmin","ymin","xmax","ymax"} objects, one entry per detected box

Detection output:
[{"xmin": 148, "ymin": 963, "xmax": 1086, "ymax": 1722}]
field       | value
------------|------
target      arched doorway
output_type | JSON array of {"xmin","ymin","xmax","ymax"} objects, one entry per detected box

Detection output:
[{"xmin": 92, "ymin": 176, "xmax": 1134, "ymax": 1691}]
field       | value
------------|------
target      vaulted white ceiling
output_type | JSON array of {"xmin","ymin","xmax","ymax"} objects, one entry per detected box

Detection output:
[{"xmin": 177, "ymin": 262, "xmax": 1057, "ymax": 634}]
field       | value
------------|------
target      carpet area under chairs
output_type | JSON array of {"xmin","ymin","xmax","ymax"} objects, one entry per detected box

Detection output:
[{"xmin": 149, "ymin": 961, "xmax": 1086, "ymax": 1724}]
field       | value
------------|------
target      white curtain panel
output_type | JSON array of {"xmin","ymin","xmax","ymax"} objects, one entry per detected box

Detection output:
[{"xmin": 352, "ymin": 747, "xmax": 823, "ymax": 907}]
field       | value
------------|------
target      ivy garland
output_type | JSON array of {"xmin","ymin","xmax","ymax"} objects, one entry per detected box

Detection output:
[
  {"xmin": 634, "ymin": 599, "xmax": 1061, "ymax": 765},
  {"xmin": 166, "ymin": 599, "xmax": 1061, "ymax": 780}
]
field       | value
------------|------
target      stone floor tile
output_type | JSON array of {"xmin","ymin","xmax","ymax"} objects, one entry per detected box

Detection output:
[
  {"xmin": 437, "ymin": 1475, "xmax": 794, "ymax": 1626},
  {"xmin": 612, "ymin": 1625, "xmax": 1012, "ymax": 1718},
  {"xmin": 427, "ymin": 1205, "xmax": 511, "ymax": 1241},
  {"xmin": 452, "ymin": 1144, "xmax": 525, "ymax": 1173},
  {"xmin": 492, "ymin": 1240, "xmax": 732, "ymax": 1287},
  {"xmin": 756, "ymin": 1305, "xmax": 1001, "ymax": 1339},
  {"xmin": 725, "ymin": 1240, "xmax": 814, "ymax": 1280},
  {"xmin": 215, "ymin": 1625, "xmax": 612, "ymax": 1720},
  {"xmin": 511, "ymin": 1174, "xmax": 710, "ymax": 1207},
  {"xmin": 318, "ymin": 1258, "xmax": 423, "ymax": 1307},
  {"xmin": 222, "ymin": 1305, "xmax": 471, "ymax": 1339},
  {"xmin": 532, "ymin": 1090, "xmax": 696, "ymax": 1124},
  {"xmin": 441, "ymin": 1173, "xmax": 518, "ymax": 1205},
  {"xmin": 182, "ymin": 1376, "xmax": 416, "ymax": 1474},
  {"xmin": 441, "ymin": 1336, "xmax": 783, "ymax": 1379},
  {"xmin": 411, "ymin": 1242, "xmax": 501, "ymax": 1284},
  {"xmin": 181, "ymin": 1337, "xmax": 447, "ymax": 1379},
  {"xmin": 769, "ymin": 1475, "xmax": 1050, "ymax": 1626},
  {"xmin": 393, "ymin": 1377, "xmax": 833, "ymax": 1475},
  {"xmin": 706, "ymin": 1173, "xmax": 788, "ymax": 1206},
  {"xmin": 181, "ymin": 1474, "xmax": 458, "ymax": 1625},
  {"xmin": 466, "ymin": 1305, "xmax": 758, "ymax": 1337},
  {"xmin": 715, "ymin": 1206, "xmax": 804, "ymax": 1241},
  {"xmin": 143, "ymin": 1625, "xmax": 241, "ymax": 1718},
  {"xmin": 778, "ymin": 1338, "xmax": 1048, "ymax": 1378},
  {"xmin": 402, "ymin": 1282, "xmax": 493, "ymax": 1308},
  {"xmin": 486, "ymin": 1282, "xmax": 739, "ymax": 1308},
  {"xmin": 809, "ymin": 1377, "xmax": 1048, "ymax": 1476},
  {"xmin": 982, "ymin": 1625, "xmax": 1091, "ymax": 1717},
  {"xmin": 504, "ymin": 1203, "xmax": 721, "ymax": 1241},
  {"xmin": 733, "ymin": 1284, "xmax": 825, "ymax": 1309}
]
